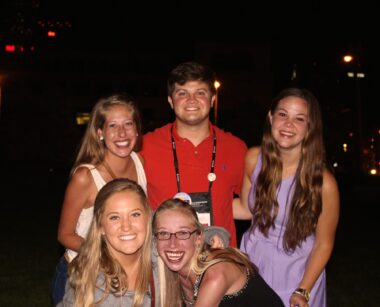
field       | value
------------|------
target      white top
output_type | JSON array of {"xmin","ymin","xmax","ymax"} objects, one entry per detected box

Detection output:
[{"xmin": 66, "ymin": 151, "xmax": 147, "ymax": 261}]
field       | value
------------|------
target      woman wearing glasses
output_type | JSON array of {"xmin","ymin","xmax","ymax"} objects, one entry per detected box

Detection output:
[{"xmin": 153, "ymin": 199, "xmax": 284, "ymax": 307}]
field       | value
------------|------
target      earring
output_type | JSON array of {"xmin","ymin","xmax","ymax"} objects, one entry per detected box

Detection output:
[{"xmin": 100, "ymin": 136, "xmax": 104, "ymax": 141}]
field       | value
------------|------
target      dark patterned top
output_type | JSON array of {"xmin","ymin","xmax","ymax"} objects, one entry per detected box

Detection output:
[{"xmin": 192, "ymin": 265, "xmax": 284, "ymax": 307}]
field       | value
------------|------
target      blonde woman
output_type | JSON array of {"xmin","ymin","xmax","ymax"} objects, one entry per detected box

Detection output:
[
  {"xmin": 153, "ymin": 199, "xmax": 284, "ymax": 307},
  {"xmin": 59, "ymin": 178, "xmax": 159, "ymax": 307},
  {"xmin": 52, "ymin": 94, "xmax": 146, "ymax": 305}
]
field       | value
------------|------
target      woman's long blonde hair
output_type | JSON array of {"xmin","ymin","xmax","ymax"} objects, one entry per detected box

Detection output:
[
  {"xmin": 70, "ymin": 93, "xmax": 142, "ymax": 176},
  {"xmin": 153, "ymin": 199, "xmax": 255, "ymax": 306},
  {"xmin": 67, "ymin": 178, "xmax": 152, "ymax": 307}
]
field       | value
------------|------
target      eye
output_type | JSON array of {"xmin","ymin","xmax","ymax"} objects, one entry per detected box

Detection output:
[
  {"xmin": 108, "ymin": 122, "xmax": 117, "ymax": 129},
  {"xmin": 109, "ymin": 214, "xmax": 119, "ymax": 221},
  {"xmin": 296, "ymin": 117, "xmax": 306, "ymax": 122},
  {"xmin": 177, "ymin": 230, "xmax": 189, "ymax": 236},
  {"xmin": 157, "ymin": 231, "xmax": 169, "ymax": 239},
  {"xmin": 176, "ymin": 90, "xmax": 188, "ymax": 97},
  {"xmin": 125, "ymin": 120, "xmax": 134, "ymax": 127},
  {"xmin": 131, "ymin": 211, "xmax": 142, "ymax": 218},
  {"xmin": 196, "ymin": 90, "xmax": 207, "ymax": 96}
]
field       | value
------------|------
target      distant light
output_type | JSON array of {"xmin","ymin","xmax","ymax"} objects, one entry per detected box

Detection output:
[
  {"xmin": 357, "ymin": 72, "xmax": 365, "ymax": 78},
  {"xmin": 5, "ymin": 44, "xmax": 15, "ymax": 52},
  {"xmin": 347, "ymin": 72, "xmax": 354, "ymax": 78},
  {"xmin": 369, "ymin": 169, "xmax": 377, "ymax": 175},
  {"xmin": 343, "ymin": 55, "xmax": 353, "ymax": 63},
  {"xmin": 291, "ymin": 64, "xmax": 297, "ymax": 80},
  {"xmin": 349, "ymin": 132, "xmax": 354, "ymax": 137},
  {"xmin": 76, "ymin": 112, "xmax": 90, "ymax": 125},
  {"xmin": 343, "ymin": 143, "xmax": 348, "ymax": 152},
  {"xmin": 47, "ymin": 30, "xmax": 57, "ymax": 37},
  {"xmin": 333, "ymin": 162, "xmax": 338, "ymax": 168},
  {"xmin": 214, "ymin": 80, "xmax": 221, "ymax": 90}
]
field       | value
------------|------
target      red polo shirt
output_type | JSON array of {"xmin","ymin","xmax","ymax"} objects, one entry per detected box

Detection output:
[{"xmin": 141, "ymin": 122, "xmax": 247, "ymax": 247}]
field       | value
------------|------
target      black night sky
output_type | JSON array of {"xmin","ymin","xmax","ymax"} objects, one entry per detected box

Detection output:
[
  {"xmin": 0, "ymin": 2, "xmax": 380, "ymax": 306},
  {"xmin": 1, "ymin": 1, "xmax": 379, "ymax": 173}
]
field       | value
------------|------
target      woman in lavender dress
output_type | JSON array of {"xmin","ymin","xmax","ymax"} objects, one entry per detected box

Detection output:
[{"xmin": 234, "ymin": 88, "xmax": 340, "ymax": 307}]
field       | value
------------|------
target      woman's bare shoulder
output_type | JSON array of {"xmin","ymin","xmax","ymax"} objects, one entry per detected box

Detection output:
[
  {"xmin": 245, "ymin": 146, "xmax": 261, "ymax": 175},
  {"xmin": 246, "ymin": 146, "xmax": 261, "ymax": 161}
]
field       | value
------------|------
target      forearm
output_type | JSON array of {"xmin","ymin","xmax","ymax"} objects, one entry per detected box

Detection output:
[
  {"xmin": 232, "ymin": 198, "xmax": 252, "ymax": 220},
  {"xmin": 298, "ymin": 242, "xmax": 334, "ymax": 291},
  {"xmin": 58, "ymin": 233, "xmax": 84, "ymax": 252}
]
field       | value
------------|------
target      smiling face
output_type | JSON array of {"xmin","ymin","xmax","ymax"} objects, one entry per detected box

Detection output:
[
  {"xmin": 98, "ymin": 105, "xmax": 137, "ymax": 158},
  {"xmin": 155, "ymin": 208, "xmax": 202, "ymax": 276},
  {"xmin": 100, "ymin": 189, "xmax": 148, "ymax": 261},
  {"xmin": 269, "ymin": 95, "xmax": 309, "ymax": 152},
  {"xmin": 168, "ymin": 80, "xmax": 215, "ymax": 127}
]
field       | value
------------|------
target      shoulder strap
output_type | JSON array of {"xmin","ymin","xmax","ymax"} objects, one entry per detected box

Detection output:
[
  {"xmin": 75, "ymin": 164, "xmax": 106, "ymax": 191},
  {"xmin": 130, "ymin": 151, "xmax": 147, "ymax": 194}
]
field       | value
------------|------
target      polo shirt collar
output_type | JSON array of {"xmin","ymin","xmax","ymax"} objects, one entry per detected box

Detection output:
[{"xmin": 171, "ymin": 122, "xmax": 215, "ymax": 142}]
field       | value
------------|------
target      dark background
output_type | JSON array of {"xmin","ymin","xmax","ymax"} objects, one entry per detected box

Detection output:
[
  {"xmin": 0, "ymin": 1, "xmax": 379, "ymax": 306},
  {"xmin": 1, "ymin": 1, "xmax": 379, "ymax": 173}
]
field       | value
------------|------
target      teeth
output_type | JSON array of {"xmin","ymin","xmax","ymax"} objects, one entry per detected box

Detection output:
[
  {"xmin": 120, "ymin": 234, "xmax": 136, "ymax": 241},
  {"xmin": 166, "ymin": 251, "xmax": 184, "ymax": 261},
  {"xmin": 280, "ymin": 131, "xmax": 294, "ymax": 137},
  {"xmin": 116, "ymin": 141, "xmax": 130, "ymax": 147}
]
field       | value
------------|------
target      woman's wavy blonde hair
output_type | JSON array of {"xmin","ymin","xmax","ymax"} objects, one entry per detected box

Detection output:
[
  {"xmin": 153, "ymin": 199, "xmax": 255, "ymax": 307},
  {"xmin": 70, "ymin": 93, "xmax": 142, "ymax": 176},
  {"xmin": 67, "ymin": 178, "xmax": 152, "ymax": 307}
]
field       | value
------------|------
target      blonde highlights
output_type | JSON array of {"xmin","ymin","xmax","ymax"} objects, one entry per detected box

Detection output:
[
  {"xmin": 251, "ymin": 88, "xmax": 325, "ymax": 252},
  {"xmin": 67, "ymin": 178, "xmax": 152, "ymax": 307}
]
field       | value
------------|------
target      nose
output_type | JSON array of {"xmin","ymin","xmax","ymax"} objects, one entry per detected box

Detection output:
[
  {"xmin": 118, "ymin": 126, "xmax": 127, "ymax": 137},
  {"xmin": 169, "ymin": 234, "xmax": 178, "ymax": 247},
  {"xmin": 285, "ymin": 118, "xmax": 294, "ymax": 127},
  {"xmin": 121, "ymin": 216, "xmax": 131, "ymax": 230},
  {"xmin": 187, "ymin": 93, "xmax": 197, "ymax": 103}
]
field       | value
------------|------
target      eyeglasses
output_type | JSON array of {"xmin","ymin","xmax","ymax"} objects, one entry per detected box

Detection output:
[{"xmin": 155, "ymin": 230, "xmax": 198, "ymax": 241}]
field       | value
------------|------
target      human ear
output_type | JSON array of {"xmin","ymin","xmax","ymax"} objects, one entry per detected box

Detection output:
[
  {"xmin": 97, "ymin": 128, "xmax": 104, "ymax": 140},
  {"xmin": 168, "ymin": 96, "xmax": 174, "ymax": 109},
  {"xmin": 268, "ymin": 111, "xmax": 273, "ymax": 125},
  {"xmin": 211, "ymin": 95, "xmax": 216, "ymax": 108}
]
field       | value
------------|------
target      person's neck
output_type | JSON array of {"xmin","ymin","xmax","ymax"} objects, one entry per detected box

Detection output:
[
  {"xmin": 175, "ymin": 120, "xmax": 211, "ymax": 147},
  {"xmin": 179, "ymin": 269, "xmax": 199, "ymax": 306},
  {"xmin": 118, "ymin": 254, "xmax": 141, "ymax": 290},
  {"xmin": 280, "ymin": 148, "xmax": 301, "ymax": 177},
  {"xmin": 103, "ymin": 154, "xmax": 131, "ymax": 179}
]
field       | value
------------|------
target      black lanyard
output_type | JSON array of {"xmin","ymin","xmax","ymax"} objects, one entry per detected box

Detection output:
[{"xmin": 171, "ymin": 125, "xmax": 217, "ymax": 193}]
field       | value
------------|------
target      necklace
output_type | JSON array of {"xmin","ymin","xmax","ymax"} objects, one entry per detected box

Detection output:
[
  {"xmin": 181, "ymin": 290, "xmax": 195, "ymax": 307},
  {"xmin": 181, "ymin": 273, "xmax": 201, "ymax": 306},
  {"xmin": 102, "ymin": 160, "xmax": 118, "ymax": 179},
  {"xmin": 102, "ymin": 155, "xmax": 132, "ymax": 180}
]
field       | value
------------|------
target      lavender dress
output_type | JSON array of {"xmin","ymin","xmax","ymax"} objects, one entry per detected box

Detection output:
[{"xmin": 240, "ymin": 154, "xmax": 325, "ymax": 307}]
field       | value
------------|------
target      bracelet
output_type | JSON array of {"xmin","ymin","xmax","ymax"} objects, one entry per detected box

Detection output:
[{"xmin": 292, "ymin": 288, "xmax": 310, "ymax": 302}]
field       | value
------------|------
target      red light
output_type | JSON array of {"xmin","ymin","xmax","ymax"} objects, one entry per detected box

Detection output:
[
  {"xmin": 47, "ymin": 31, "xmax": 56, "ymax": 37},
  {"xmin": 5, "ymin": 44, "xmax": 15, "ymax": 52}
]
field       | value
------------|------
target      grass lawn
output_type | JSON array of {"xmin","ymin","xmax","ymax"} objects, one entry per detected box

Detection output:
[{"xmin": 0, "ymin": 167, "xmax": 378, "ymax": 306}]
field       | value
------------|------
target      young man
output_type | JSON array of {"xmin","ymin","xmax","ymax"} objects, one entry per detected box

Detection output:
[{"xmin": 141, "ymin": 61, "xmax": 247, "ymax": 246}]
